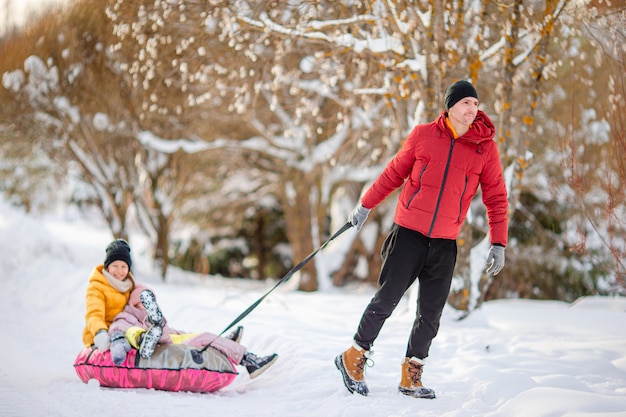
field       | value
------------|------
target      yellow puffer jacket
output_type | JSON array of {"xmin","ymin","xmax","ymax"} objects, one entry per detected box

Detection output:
[{"xmin": 82, "ymin": 265, "xmax": 134, "ymax": 347}]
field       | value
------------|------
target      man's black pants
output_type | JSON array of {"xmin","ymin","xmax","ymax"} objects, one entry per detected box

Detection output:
[{"xmin": 354, "ymin": 224, "xmax": 457, "ymax": 359}]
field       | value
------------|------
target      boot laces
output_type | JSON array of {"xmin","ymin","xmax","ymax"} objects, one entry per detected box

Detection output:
[
  {"xmin": 408, "ymin": 360, "xmax": 423, "ymax": 386},
  {"xmin": 353, "ymin": 352, "xmax": 374, "ymax": 378}
]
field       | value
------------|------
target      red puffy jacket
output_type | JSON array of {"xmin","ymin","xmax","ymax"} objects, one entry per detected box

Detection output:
[{"xmin": 361, "ymin": 110, "xmax": 508, "ymax": 246}]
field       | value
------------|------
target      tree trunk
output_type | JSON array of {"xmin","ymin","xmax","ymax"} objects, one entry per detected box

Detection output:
[
  {"xmin": 333, "ymin": 211, "xmax": 387, "ymax": 286},
  {"xmin": 255, "ymin": 213, "xmax": 266, "ymax": 280},
  {"xmin": 155, "ymin": 211, "xmax": 170, "ymax": 281},
  {"xmin": 447, "ymin": 222, "xmax": 472, "ymax": 311},
  {"xmin": 281, "ymin": 171, "xmax": 318, "ymax": 291}
]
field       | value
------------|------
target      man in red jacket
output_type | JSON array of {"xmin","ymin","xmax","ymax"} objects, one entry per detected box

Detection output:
[{"xmin": 335, "ymin": 80, "xmax": 508, "ymax": 399}]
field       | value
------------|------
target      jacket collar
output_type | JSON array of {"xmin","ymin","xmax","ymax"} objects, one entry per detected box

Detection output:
[{"xmin": 437, "ymin": 110, "xmax": 495, "ymax": 143}]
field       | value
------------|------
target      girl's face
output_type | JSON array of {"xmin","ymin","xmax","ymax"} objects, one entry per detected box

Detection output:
[{"xmin": 107, "ymin": 260, "xmax": 129, "ymax": 280}]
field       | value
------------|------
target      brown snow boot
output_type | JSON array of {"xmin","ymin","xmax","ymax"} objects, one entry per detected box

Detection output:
[
  {"xmin": 335, "ymin": 342, "xmax": 371, "ymax": 396},
  {"xmin": 398, "ymin": 357, "xmax": 436, "ymax": 399}
]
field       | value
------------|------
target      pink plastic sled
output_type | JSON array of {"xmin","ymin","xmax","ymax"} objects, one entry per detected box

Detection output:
[{"xmin": 74, "ymin": 343, "xmax": 237, "ymax": 393}]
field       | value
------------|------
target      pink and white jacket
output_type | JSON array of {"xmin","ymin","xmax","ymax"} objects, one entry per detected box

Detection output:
[{"xmin": 109, "ymin": 286, "xmax": 246, "ymax": 363}]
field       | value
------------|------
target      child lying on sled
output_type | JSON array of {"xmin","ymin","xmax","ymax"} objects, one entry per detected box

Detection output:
[{"xmin": 108, "ymin": 284, "xmax": 278, "ymax": 379}]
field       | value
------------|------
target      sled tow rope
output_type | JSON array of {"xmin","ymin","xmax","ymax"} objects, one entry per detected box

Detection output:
[{"xmin": 191, "ymin": 221, "xmax": 352, "ymax": 363}]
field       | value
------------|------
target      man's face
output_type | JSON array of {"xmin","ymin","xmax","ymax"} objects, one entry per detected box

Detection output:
[{"xmin": 448, "ymin": 97, "xmax": 479, "ymax": 127}]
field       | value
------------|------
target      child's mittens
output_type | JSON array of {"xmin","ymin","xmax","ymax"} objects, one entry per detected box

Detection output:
[
  {"xmin": 94, "ymin": 329, "xmax": 111, "ymax": 351},
  {"xmin": 110, "ymin": 331, "xmax": 131, "ymax": 365}
]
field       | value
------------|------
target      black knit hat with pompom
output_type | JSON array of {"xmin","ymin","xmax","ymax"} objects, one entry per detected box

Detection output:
[{"xmin": 104, "ymin": 239, "xmax": 132, "ymax": 270}]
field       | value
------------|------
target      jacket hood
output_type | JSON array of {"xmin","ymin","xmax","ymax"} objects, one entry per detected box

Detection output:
[{"xmin": 437, "ymin": 110, "xmax": 495, "ymax": 143}]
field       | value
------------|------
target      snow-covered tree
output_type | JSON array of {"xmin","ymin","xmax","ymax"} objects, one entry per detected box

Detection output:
[
  {"xmin": 1, "ymin": 5, "xmax": 140, "ymax": 240},
  {"xmin": 105, "ymin": 0, "xmax": 402, "ymax": 290},
  {"xmin": 552, "ymin": 0, "xmax": 625, "ymax": 292},
  {"xmin": 103, "ymin": 0, "xmax": 576, "ymax": 302},
  {"xmin": 482, "ymin": 0, "xmax": 626, "ymax": 301},
  {"xmin": 3, "ymin": 0, "xmax": 622, "ymax": 303},
  {"xmin": 0, "ymin": 0, "xmax": 208, "ymax": 278}
]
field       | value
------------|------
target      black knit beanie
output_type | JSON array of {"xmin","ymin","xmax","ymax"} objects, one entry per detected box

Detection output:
[
  {"xmin": 444, "ymin": 80, "xmax": 478, "ymax": 110},
  {"xmin": 104, "ymin": 239, "xmax": 132, "ymax": 270}
]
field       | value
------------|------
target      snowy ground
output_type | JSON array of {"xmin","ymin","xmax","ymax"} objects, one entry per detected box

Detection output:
[{"xmin": 1, "ymin": 200, "xmax": 625, "ymax": 417}]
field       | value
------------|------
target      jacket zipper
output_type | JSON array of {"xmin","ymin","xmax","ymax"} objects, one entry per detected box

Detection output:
[{"xmin": 428, "ymin": 139, "xmax": 455, "ymax": 236}]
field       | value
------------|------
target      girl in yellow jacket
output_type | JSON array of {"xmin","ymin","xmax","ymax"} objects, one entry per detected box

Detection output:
[{"xmin": 82, "ymin": 239, "xmax": 135, "ymax": 351}]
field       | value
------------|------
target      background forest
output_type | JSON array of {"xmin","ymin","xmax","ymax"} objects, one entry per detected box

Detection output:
[{"xmin": 0, "ymin": 0, "xmax": 624, "ymax": 311}]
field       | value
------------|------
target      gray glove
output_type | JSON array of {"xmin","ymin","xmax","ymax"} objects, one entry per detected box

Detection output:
[
  {"xmin": 348, "ymin": 204, "xmax": 371, "ymax": 231},
  {"xmin": 94, "ymin": 329, "xmax": 111, "ymax": 351},
  {"xmin": 110, "ymin": 331, "xmax": 131, "ymax": 365},
  {"xmin": 486, "ymin": 245, "xmax": 505, "ymax": 275}
]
